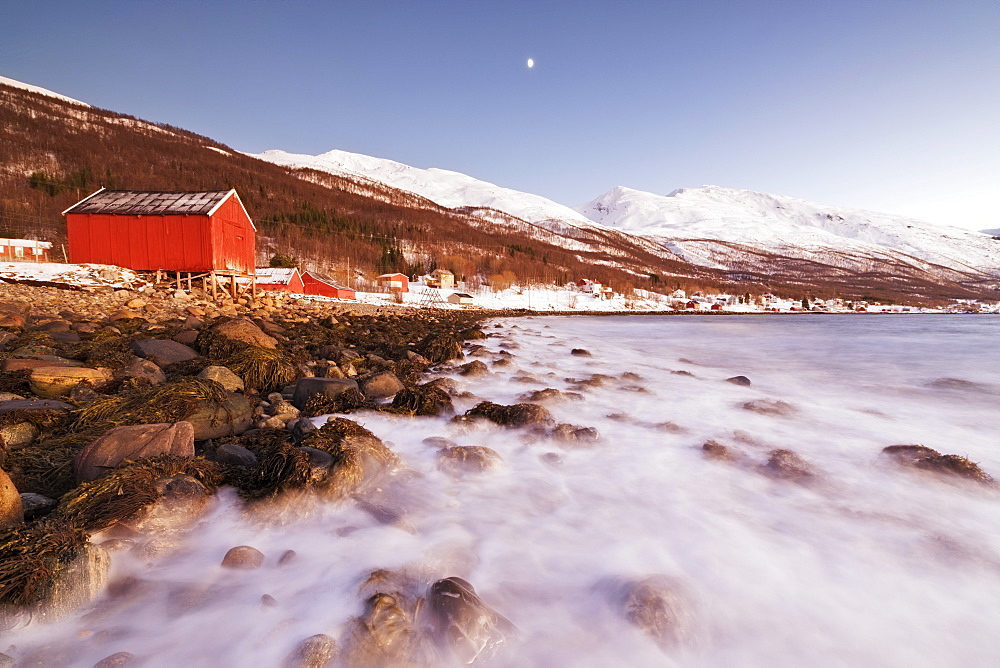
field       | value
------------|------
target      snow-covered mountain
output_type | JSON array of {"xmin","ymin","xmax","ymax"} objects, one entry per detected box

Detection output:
[
  {"xmin": 0, "ymin": 75, "xmax": 89, "ymax": 107},
  {"xmin": 255, "ymin": 148, "xmax": 598, "ymax": 231},
  {"xmin": 575, "ymin": 185, "xmax": 1000, "ymax": 279}
]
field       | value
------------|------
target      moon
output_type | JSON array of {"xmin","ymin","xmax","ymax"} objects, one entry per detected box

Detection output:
[{"xmin": 527, "ymin": 58, "xmax": 534, "ymax": 69}]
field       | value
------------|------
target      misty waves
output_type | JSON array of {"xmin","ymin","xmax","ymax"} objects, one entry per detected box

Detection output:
[{"xmin": 8, "ymin": 314, "xmax": 1000, "ymax": 667}]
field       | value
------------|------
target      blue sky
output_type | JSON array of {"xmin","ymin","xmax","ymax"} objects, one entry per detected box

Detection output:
[{"xmin": 2, "ymin": 0, "xmax": 998, "ymax": 229}]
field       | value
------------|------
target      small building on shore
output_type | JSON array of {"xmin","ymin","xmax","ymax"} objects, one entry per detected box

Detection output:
[
  {"xmin": 302, "ymin": 271, "xmax": 356, "ymax": 300},
  {"xmin": 427, "ymin": 268, "xmax": 455, "ymax": 289},
  {"xmin": 447, "ymin": 292, "xmax": 474, "ymax": 306},
  {"xmin": 377, "ymin": 272, "xmax": 409, "ymax": 293},
  {"xmin": 0, "ymin": 238, "xmax": 52, "ymax": 261},
  {"xmin": 256, "ymin": 267, "xmax": 304, "ymax": 293},
  {"xmin": 64, "ymin": 189, "xmax": 256, "ymax": 296}
]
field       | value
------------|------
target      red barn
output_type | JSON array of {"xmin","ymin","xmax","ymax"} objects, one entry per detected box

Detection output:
[
  {"xmin": 256, "ymin": 267, "xmax": 305, "ymax": 293},
  {"xmin": 63, "ymin": 189, "xmax": 256, "ymax": 276},
  {"xmin": 302, "ymin": 271, "xmax": 356, "ymax": 300}
]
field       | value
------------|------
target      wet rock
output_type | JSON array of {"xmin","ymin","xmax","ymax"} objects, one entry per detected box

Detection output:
[
  {"xmin": 186, "ymin": 393, "xmax": 254, "ymax": 440},
  {"xmin": 457, "ymin": 360, "xmax": 490, "ymax": 377},
  {"xmin": 913, "ymin": 454, "xmax": 994, "ymax": 484},
  {"xmin": 742, "ymin": 399, "xmax": 797, "ymax": 416},
  {"xmin": 74, "ymin": 422, "xmax": 195, "ymax": 484},
  {"xmin": 570, "ymin": 348, "xmax": 592, "ymax": 356},
  {"xmin": 518, "ymin": 388, "xmax": 583, "ymax": 402},
  {"xmin": 307, "ymin": 418, "xmax": 399, "ymax": 498},
  {"xmin": 342, "ymin": 592, "xmax": 434, "ymax": 667},
  {"xmin": 405, "ymin": 350, "xmax": 430, "ymax": 365},
  {"xmin": 427, "ymin": 577, "xmax": 516, "ymax": 664},
  {"xmin": 278, "ymin": 549, "xmax": 297, "ymax": 566},
  {"xmin": 884, "ymin": 446, "xmax": 996, "ymax": 484},
  {"xmin": 292, "ymin": 377, "xmax": 360, "ymax": 409},
  {"xmin": 540, "ymin": 452, "xmax": 563, "ymax": 467},
  {"xmin": 261, "ymin": 593, "xmax": 278, "ymax": 607},
  {"xmin": 0, "ymin": 653, "xmax": 12, "ymax": 667},
  {"xmin": 549, "ymin": 423, "xmax": 601, "ymax": 445},
  {"xmin": 357, "ymin": 371, "xmax": 405, "ymax": 401},
  {"xmin": 19, "ymin": 492, "xmax": 57, "ymax": 521},
  {"xmin": 33, "ymin": 543, "xmax": 110, "ymax": 623},
  {"xmin": 290, "ymin": 417, "xmax": 318, "ymax": 440},
  {"xmin": 437, "ymin": 446, "xmax": 504, "ymax": 476},
  {"xmin": 130, "ymin": 474, "xmax": 212, "ymax": 536},
  {"xmin": 197, "ymin": 365, "xmax": 245, "ymax": 392},
  {"xmin": 881, "ymin": 444, "xmax": 942, "ymax": 466},
  {"xmin": 221, "ymin": 545, "xmax": 265, "ymax": 569},
  {"xmin": 299, "ymin": 446, "xmax": 334, "ymax": 484},
  {"xmin": 115, "ymin": 356, "xmax": 167, "ymax": 385},
  {"xmin": 671, "ymin": 370, "xmax": 694, "ymax": 377},
  {"xmin": 390, "ymin": 383, "xmax": 454, "ymax": 416},
  {"xmin": 94, "ymin": 651, "xmax": 134, "ymax": 667},
  {"xmin": 354, "ymin": 498, "xmax": 415, "ymax": 534},
  {"xmin": 282, "ymin": 634, "xmax": 338, "ymax": 668},
  {"xmin": 462, "ymin": 401, "xmax": 554, "ymax": 428},
  {"xmin": 611, "ymin": 576, "xmax": 697, "ymax": 650},
  {"xmin": 29, "ymin": 366, "xmax": 111, "ymax": 398},
  {"xmin": 212, "ymin": 442, "xmax": 258, "ymax": 468},
  {"xmin": 701, "ymin": 441, "xmax": 734, "ymax": 461},
  {"xmin": 130, "ymin": 339, "xmax": 200, "ymax": 367},
  {"xmin": 423, "ymin": 436, "xmax": 458, "ymax": 449},
  {"xmin": 760, "ymin": 449, "xmax": 815, "ymax": 481},
  {"xmin": 725, "ymin": 375, "xmax": 752, "ymax": 386},
  {"xmin": 0, "ymin": 467, "xmax": 24, "ymax": 526}
]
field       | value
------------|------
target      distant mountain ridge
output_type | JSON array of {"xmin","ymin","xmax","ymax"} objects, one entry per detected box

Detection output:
[
  {"xmin": 575, "ymin": 185, "xmax": 1000, "ymax": 279},
  {"xmin": 255, "ymin": 149, "xmax": 1000, "ymax": 299}
]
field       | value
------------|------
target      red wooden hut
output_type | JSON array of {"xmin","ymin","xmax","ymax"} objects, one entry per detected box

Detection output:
[
  {"xmin": 256, "ymin": 267, "xmax": 305, "ymax": 293},
  {"xmin": 0, "ymin": 239, "xmax": 52, "ymax": 261},
  {"xmin": 377, "ymin": 272, "xmax": 409, "ymax": 293},
  {"xmin": 302, "ymin": 271, "xmax": 356, "ymax": 300},
  {"xmin": 63, "ymin": 189, "xmax": 256, "ymax": 296}
]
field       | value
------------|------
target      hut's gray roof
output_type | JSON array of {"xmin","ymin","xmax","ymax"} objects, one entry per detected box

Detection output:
[{"xmin": 64, "ymin": 189, "xmax": 233, "ymax": 216}]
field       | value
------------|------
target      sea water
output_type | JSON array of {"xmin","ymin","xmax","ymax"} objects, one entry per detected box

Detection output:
[{"xmin": 7, "ymin": 314, "xmax": 1000, "ymax": 667}]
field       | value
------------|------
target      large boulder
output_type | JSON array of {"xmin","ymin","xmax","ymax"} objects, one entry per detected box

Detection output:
[
  {"xmin": 292, "ymin": 378, "xmax": 359, "ymax": 409},
  {"xmin": 73, "ymin": 422, "xmax": 195, "ymax": 484},
  {"xmin": 130, "ymin": 339, "xmax": 200, "ymax": 367},
  {"xmin": 199, "ymin": 318, "xmax": 278, "ymax": 356},
  {"xmin": 186, "ymin": 393, "xmax": 254, "ymax": 440},
  {"xmin": 0, "ymin": 467, "xmax": 23, "ymax": 527},
  {"xmin": 357, "ymin": 371, "xmax": 405, "ymax": 401},
  {"xmin": 28, "ymin": 366, "xmax": 111, "ymax": 398}
]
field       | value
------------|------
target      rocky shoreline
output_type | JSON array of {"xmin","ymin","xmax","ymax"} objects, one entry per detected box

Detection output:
[{"xmin": 0, "ymin": 281, "xmax": 552, "ymax": 666}]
